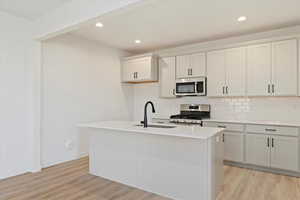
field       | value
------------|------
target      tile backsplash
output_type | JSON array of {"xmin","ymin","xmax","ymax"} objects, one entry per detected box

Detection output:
[{"xmin": 133, "ymin": 83, "xmax": 300, "ymax": 123}]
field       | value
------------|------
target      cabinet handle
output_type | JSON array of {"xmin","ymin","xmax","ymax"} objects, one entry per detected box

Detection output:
[
  {"xmin": 136, "ymin": 72, "xmax": 138, "ymax": 79},
  {"xmin": 272, "ymin": 138, "xmax": 274, "ymax": 148},
  {"xmin": 190, "ymin": 68, "xmax": 193, "ymax": 76},
  {"xmin": 268, "ymin": 84, "xmax": 271, "ymax": 93},
  {"xmin": 272, "ymin": 84, "xmax": 275, "ymax": 94},
  {"xmin": 187, "ymin": 68, "xmax": 190, "ymax": 75},
  {"xmin": 173, "ymin": 89, "xmax": 175, "ymax": 95},
  {"xmin": 222, "ymin": 133, "xmax": 225, "ymax": 142},
  {"xmin": 267, "ymin": 137, "xmax": 270, "ymax": 147},
  {"xmin": 222, "ymin": 86, "xmax": 225, "ymax": 95},
  {"xmin": 218, "ymin": 125, "xmax": 226, "ymax": 128},
  {"xmin": 133, "ymin": 72, "xmax": 136, "ymax": 79},
  {"xmin": 226, "ymin": 86, "xmax": 228, "ymax": 94},
  {"xmin": 265, "ymin": 128, "xmax": 276, "ymax": 132}
]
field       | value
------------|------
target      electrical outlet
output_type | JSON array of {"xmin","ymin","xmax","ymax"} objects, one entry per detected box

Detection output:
[{"xmin": 64, "ymin": 139, "xmax": 74, "ymax": 150}]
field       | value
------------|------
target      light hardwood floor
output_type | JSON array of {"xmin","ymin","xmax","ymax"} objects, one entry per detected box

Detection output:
[{"xmin": 0, "ymin": 157, "xmax": 299, "ymax": 200}]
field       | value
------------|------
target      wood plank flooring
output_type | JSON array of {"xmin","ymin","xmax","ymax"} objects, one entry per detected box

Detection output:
[{"xmin": 0, "ymin": 157, "xmax": 299, "ymax": 200}]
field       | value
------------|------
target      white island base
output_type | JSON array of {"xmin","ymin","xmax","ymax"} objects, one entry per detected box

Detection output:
[{"xmin": 81, "ymin": 121, "xmax": 224, "ymax": 200}]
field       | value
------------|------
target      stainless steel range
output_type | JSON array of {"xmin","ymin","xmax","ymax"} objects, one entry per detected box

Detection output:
[{"xmin": 170, "ymin": 104, "xmax": 210, "ymax": 125}]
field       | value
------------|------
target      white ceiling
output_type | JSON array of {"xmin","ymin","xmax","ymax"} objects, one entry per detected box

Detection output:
[
  {"xmin": 71, "ymin": 0, "xmax": 300, "ymax": 53},
  {"xmin": 0, "ymin": 0, "xmax": 72, "ymax": 20}
]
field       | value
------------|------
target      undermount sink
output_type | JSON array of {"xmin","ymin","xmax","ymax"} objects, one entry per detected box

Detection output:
[{"xmin": 135, "ymin": 124, "xmax": 176, "ymax": 129}]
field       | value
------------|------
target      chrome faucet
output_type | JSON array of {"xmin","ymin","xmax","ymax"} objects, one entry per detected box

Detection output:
[{"xmin": 143, "ymin": 101, "xmax": 156, "ymax": 128}]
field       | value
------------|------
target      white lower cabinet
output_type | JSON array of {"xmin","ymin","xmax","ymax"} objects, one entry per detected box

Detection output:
[
  {"xmin": 246, "ymin": 134, "xmax": 270, "ymax": 167},
  {"xmin": 246, "ymin": 133, "xmax": 299, "ymax": 171},
  {"xmin": 270, "ymin": 136, "xmax": 298, "ymax": 172},
  {"xmin": 204, "ymin": 121, "xmax": 299, "ymax": 173},
  {"xmin": 203, "ymin": 122, "xmax": 244, "ymax": 163},
  {"xmin": 223, "ymin": 132, "xmax": 244, "ymax": 163}
]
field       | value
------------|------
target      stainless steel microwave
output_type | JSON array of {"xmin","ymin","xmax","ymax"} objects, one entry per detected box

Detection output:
[{"xmin": 175, "ymin": 77, "xmax": 206, "ymax": 96}]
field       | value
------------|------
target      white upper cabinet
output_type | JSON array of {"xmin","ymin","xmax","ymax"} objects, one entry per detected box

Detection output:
[
  {"xmin": 207, "ymin": 50, "xmax": 226, "ymax": 97},
  {"xmin": 247, "ymin": 39, "xmax": 298, "ymax": 96},
  {"xmin": 159, "ymin": 57, "xmax": 176, "ymax": 98},
  {"xmin": 272, "ymin": 39, "xmax": 298, "ymax": 96},
  {"xmin": 122, "ymin": 59, "xmax": 137, "ymax": 82},
  {"xmin": 190, "ymin": 53, "xmax": 206, "ymax": 77},
  {"xmin": 122, "ymin": 55, "xmax": 158, "ymax": 83},
  {"xmin": 225, "ymin": 47, "xmax": 246, "ymax": 96},
  {"xmin": 246, "ymin": 43, "xmax": 272, "ymax": 96},
  {"xmin": 176, "ymin": 55, "xmax": 190, "ymax": 79},
  {"xmin": 207, "ymin": 47, "xmax": 246, "ymax": 97},
  {"xmin": 176, "ymin": 53, "xmax": 206, "ymax": 79}
]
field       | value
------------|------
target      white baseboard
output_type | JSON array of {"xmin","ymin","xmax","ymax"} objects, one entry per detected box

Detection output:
[{"xmin": 224, "ymin": 161, "xmax": 300, "ymax": 177}]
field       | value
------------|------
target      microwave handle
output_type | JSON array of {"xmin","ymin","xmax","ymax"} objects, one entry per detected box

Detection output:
[{"xmin": 195, "ymin": 82, "xmax": 198, "ymax": 93}]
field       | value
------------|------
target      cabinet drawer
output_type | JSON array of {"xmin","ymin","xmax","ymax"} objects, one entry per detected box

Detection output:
[
  {"xmin": 203, "ymin": 122, "xmax": 244, "ymax": 132},
  {"xmin": 246, "ymin": 125, "xmax": 298, "ymax": 137}
]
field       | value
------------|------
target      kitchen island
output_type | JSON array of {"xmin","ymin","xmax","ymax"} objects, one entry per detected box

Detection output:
[{"xmin": 78, "ymin": 121, "xmax": 224, "ymax": 200}]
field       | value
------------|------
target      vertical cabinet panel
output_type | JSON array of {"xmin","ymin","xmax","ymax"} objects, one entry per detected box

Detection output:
[
  {"xmin": 176, "ymin": 55, "xmax": 190, "ymax": 79},
  {"xmin": 134, "ymin": 57, "xmax": 152, "ymax": 81},
  {"xmin": 225, "ymin": 47, "xmax": 246, "ymax": 96},
  {"xmin": 159, "ymin": 57, "xmax": 176, "ymax": 98},
  {"xmin": 122, "ymin": 60, "xmax": 136, "ymax": 82},
  {"xmin": 190, "ymin": 53, "xmax": 206, "ymax": 77},
  {"xmin": 299, "ymin": 39, "xmax": 300, "ymax": 96},
  {"xmin": 270, "ymin": 136, "xmax": 298, "ymax": 171},
  {"xmin": 272, "ymin": 39, "xmax": 298, "ymax": 96},
  {"xmin": 246, "ymin": 43, "xmax": 272, "ymax": 96},
  {"xmin": 224, "ymin": 132, "xmax": 244, "ymax": 163},
  {"xmin": 207, "ymin": 50, "xmax": 226, "ymax": 97},
  {"xmin": 246, "ymin": 134, "xmax": 270, "ymax": 167}
]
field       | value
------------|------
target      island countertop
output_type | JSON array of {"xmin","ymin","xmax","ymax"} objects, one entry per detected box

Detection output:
[{"xmin": 78, "ymin": 121, "xmax": 224, "ymax": 140}]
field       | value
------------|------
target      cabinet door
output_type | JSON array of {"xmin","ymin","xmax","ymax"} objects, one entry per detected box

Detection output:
[
  {"xmin": 135, "ymin": 57, "xmax": 152, "ymax": 81},
  {"xmin": 176, "ymin": 55, "xmax": 190, "ymax": 79},
  {"xmin": 246, "ymin": 134, "xmax": 270, "ymax": 167},
  {"xmin": 207, "ymin": 50, "xmax": 226, "ymax": 97},
  {"xmin": 223, "ymin": 132, "xmax": 244, "ymax": 162},
  {"xmin": 272, "ymin": 39, "xmax": 298, "ymax": 96},
  {"xmin": 122, "ymin": 60, "xmax": 136, "ymax": 82},
  {"xmin": 270, "ymin": 136, "xmax": 298, "ymax": 171},
  {"xmin": 225, "ymin": 47, "xmax": 246, "ymax": 96},
  {"xmin": 159, "ymin": 57, "xmax": 176, "ymax": 98},
  {"xmin": 190, "ymin": 53, "xmax": 206, "ymax": 77},
  {"xmin": 247, "ymin": 43, "xmax": 272, "ymax": 96},
  {"xmin": 224, "ymin": 131, "xmax": 244, "ymax": 162}
]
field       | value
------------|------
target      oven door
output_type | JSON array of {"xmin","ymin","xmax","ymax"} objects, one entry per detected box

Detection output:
[{"xmin": 175, "ymin": 82, "xmax": 196, "ymax": 96}]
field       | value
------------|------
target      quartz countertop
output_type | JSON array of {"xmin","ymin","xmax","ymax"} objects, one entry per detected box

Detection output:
[
  {"xmin": 202, "ymin": 119, "xmax": 300, "ymax": 127},
  {"xmin": 78, "ymin": 121, "xmax": 223, "ymax": 139}
]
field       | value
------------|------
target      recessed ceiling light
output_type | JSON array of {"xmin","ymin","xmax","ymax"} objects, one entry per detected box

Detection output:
[
  {"xmin": 237, "ymin": 16, "xmax": 247, "ymax": 22},
  {"xmin": 95, "ymin": 22, "xmax": 104, "ymax": 28},
  {"xmin": 135, "ymin": 40, "xmax": 141, "ymax": 44}
]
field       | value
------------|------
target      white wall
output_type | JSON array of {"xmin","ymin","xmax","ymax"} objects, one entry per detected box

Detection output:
[
  {"xmin": 133, "ymin": 83, "xmax": 300, "ymax": 123},
  {"xmin": 35, "ymin": 0, "xmax": 151, "ymax": 40},
  {"xmin": 41, "ymin": 34, "xmax": 133, "ymax": 167},
  {"xmin": 0, "ymin": 11, "xmax": 39, "ymax": 179}
]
